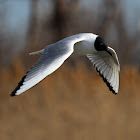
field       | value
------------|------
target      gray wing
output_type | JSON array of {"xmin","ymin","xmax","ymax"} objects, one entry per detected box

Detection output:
[
  {"xmin": 87, "ymin": 47, "xmax": 120, "ymax": 94},
  {"xmin": 11, "ymin": 44, "xmax": 74, "ymax": 96}
]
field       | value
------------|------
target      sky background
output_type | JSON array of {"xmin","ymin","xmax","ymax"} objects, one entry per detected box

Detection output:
[{"xmin": 1, "ymin": 0, "xmax": 140, "ymax": 35}]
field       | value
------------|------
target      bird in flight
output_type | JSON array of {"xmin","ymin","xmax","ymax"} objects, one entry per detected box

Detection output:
[{"xmin": 11, "ymin": 33, "xmax": 120, "ymax": 96}]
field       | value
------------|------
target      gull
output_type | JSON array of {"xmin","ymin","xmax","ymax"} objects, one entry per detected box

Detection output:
[{"xmin": 11, "ymin": 33, "xmax": 120, "ymax": 96}]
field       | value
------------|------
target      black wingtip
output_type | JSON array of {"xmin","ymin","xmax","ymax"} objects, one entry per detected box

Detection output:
[
  {"xmin": 95, "ymin": 66, "xmax": 117, "ymax": 95},
  {"xmin": 10, "ymin": 91, "xmax": 17, "ymax": 97},
  {"xmin": 10, "ymin": 74, "xmax": 27, "ymax": 97}
]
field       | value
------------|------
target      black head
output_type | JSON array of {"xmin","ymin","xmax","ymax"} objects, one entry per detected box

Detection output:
[
  {"xmin": 94, "ymin": 36, "xmax": 107, "ymax": 51},
  {"xmin": 94, "ymin": 36, "xmax": 112, "ymax": 56}
]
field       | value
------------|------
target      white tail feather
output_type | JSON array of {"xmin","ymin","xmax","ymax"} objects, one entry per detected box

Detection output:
[{"xmin": 29, "ymin": 49, "xmax": 44, "ymax": 55}]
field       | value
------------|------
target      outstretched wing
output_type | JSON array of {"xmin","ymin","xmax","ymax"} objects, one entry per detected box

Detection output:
[
  {"xmin": 11, "ymin": 43, "xmax": 74, "ymax": 96},
  {"xmin": 87, "ymin": 47, "xmax": 120, "ymax": 94}
]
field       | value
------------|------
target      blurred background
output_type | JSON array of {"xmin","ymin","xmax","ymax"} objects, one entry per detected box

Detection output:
[{"xmin": 0, "ymin": 0, "xmax": 140, "ymax": 140}]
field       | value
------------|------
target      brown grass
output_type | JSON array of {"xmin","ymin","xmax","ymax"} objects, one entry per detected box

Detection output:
[{"xmin": 0, "ymin": 60, "xmax": 140, "ymax": 140}]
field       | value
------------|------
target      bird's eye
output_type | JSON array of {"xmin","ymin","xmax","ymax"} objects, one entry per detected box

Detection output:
[{"xmin": 99, "ymin": 43, "xmax": 105, "ymax": 50}]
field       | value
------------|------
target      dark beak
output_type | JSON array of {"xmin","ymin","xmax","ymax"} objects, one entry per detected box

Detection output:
[{"xmin": 106, "ymin": 47, "xmax": 112, "ymax": 56}]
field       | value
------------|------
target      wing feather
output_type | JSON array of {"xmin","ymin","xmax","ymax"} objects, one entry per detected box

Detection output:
[{"xmin": 87, "ymin": 47, "xmax": 120, "ymax": 94}]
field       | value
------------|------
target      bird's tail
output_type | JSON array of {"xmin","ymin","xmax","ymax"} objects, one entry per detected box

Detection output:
[{"xmin": 29, "ymin": 49, "xmax": 44, "ymax": 55}]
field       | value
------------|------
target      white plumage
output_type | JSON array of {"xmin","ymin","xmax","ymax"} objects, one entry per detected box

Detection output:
[{"xmin": 11, "ymin": 33, "xmax": 120, "ymax": 96}]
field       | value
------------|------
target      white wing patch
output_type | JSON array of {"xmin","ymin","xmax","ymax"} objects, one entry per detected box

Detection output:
[{"xmin": 87, "ymin": 48, "xmax": 120, "ymax": 94}]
